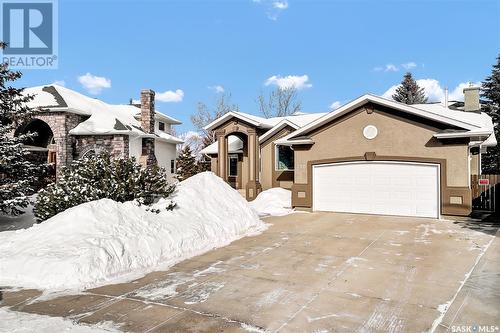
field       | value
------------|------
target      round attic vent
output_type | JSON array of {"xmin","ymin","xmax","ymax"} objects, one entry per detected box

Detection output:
[{"xmin": 363, "ymin": 125, "xmax": 378, "ymax": 140}]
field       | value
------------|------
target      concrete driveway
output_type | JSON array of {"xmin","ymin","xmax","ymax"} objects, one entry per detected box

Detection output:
[{"xmin": 2, "ymin": 212, "xmax": 499, "ymax": 332}]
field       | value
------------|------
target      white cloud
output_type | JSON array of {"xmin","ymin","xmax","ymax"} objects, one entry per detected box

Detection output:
[
  {"xmin": 77, "ymin": 73, "xmax": 111, "ymax": 95},
  {"xmin": 208, "ymin": 85, "xmax": 225, "ymax": 93},
  {"xmin": 401, "ymin": 62, "xmax": 417, "ymax": 70},
  {"xmin": 51, "ymin": 80, "xmax": 65, "ymax": 86},
  {"xmin": 253, "ymin": 0, "xmax": 288, "ymax": 20},
  {"xmin": 329, "ymin": 101, "xmax": 342, "ymax": 110},
  {"xmin": 265, "ymin": 74, "xmax": 312, "ymax": 90},
  {"xmin": 156, "ymin": 89, "xmax": 184, "ymax": 103},
  {"xmin": 382, "ymin": 79, "xmax": 481, "ymax": 103},
  {"xmin": 273, "ymin": 1, "xmax": 288, "ymax": 9},
  {"xmin": 374, "ymin": 62, "xmax": 418, "ymax": 72},
  {"xmin": 385, "ymin": 64, "xmax": 399, "ymax": 72}
]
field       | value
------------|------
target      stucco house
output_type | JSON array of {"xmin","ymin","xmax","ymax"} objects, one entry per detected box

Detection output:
[
  {"xmin": 201, "ymin": 86, "xmax": 496, "ymax": 218},
  {"xmin": 17, "ymin": 85, "xmax": 183, "ymax": 180}
]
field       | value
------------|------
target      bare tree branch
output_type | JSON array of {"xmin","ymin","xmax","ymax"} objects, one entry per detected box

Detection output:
[
  {"xmin": 190, "ymin": 92, "xmax": 239, "ymax": 146},
  {"xmin": 257, "ymin": 86, "xmax": 301, "ymax": 118}
]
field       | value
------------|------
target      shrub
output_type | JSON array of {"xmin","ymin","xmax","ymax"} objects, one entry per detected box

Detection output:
[{"xmin": 34, "ymin": 152, "xmax": 176, "ymax": 221}]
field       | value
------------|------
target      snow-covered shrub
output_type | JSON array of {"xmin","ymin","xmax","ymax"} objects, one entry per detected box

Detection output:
[{"xmin": 34, "ymin": 152, "xmax": 175, "ymax": 221}]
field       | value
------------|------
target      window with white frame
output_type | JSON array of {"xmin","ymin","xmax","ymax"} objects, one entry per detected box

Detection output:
[
  {"xmin": 170, "ymin": 159, "xmax": 175, "ymax": 174},
  {"xmin": 275, "ymin": 145, "xmax": 294, "ymax": 171},
  {"xmin": 228, "ymin": 154, "xmax": 238, "ymax": 177},
  {"xmin": 159, "ymin": 121, "xmax": 165, "ymax": 131}
]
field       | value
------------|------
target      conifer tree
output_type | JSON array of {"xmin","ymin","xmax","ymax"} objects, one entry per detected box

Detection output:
[
  {"xmin": 481, "ymin": 53, "xmax": 500, "ymax": 174},
  {"xmin": 0, "ymin": 42, "xmax": 45, "ymax": 216},
  {"xmin": 34, "ymin": 153, "xmax": 176, "ymax": 221},
  {"xmin": 175, "ymin": 146, "xmax": 198, "ymax": 181},
  {"xmin": 392, "ymin": 72, "xmax": 428, "ymax": 104}
]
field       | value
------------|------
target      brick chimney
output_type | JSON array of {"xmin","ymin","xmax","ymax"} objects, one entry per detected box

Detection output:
[
  {"xmin": 463, "ymin": 86, "xmax": 480, "ymax": 112},
  {"xmin": 139, "ymin": 89, "xmax": 157, "ymax": 167}
]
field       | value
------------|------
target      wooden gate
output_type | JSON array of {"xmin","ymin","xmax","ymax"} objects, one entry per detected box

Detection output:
[{"xmin": 471, "ymin": 175, "xmax": 499, "ymax": 212}]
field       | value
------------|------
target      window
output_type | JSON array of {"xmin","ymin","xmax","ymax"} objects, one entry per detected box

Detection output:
[
  {"xmin": 171, "ymin": 159, "xmax": 175, "ymax": 174},
  {"xmin": 228, "ymin": 154, "xmax": 238, "ymax": 177},
  {"xmin": 159, "ymin": 122, "xmax": 165, "ymax": 131},
  {"xmin": 276, "ymin": 145, "xmax": 294, "ymax": 171}
]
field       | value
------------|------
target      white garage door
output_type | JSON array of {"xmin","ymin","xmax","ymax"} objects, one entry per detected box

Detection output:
[{"xmin": 312, "ymin": 161, "xmax": 439, "ymax": 218}]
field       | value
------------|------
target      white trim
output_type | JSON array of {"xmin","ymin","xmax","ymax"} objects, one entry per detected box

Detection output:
[
  {"xmin": 312, "ymin": 161, "xmax": 441, "ymax": 219},
  {"xmin": 433, "ymin": 130, "xmax": 492, "ymax": 139},
  {"xmin": 259, "ymin": 119, "xmax": 299, "ymax": 143},
  {"xmin": 279, "ymin": 94, "xmax": 481, "ymax": 144},
  {"xmin": 204, "ymin": 112, "xmax": 265, "ymax": 131},
  {"xmin": 275, "ymin": 138, "xmax": 314, "ymax": 146}
]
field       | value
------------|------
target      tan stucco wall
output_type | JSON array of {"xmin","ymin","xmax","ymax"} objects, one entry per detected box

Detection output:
[
  {"xmin": 294, "ymin": 108, "xmax": 469, "ymax": 187},
  {"xmin": 291, "ymin": 106, "xmax": 472, "ymax": 216},
  {"xmin": 210, "ymin": 156, "xmax": 218, "ymax": 173},
  {"xmin": 260, "ymin": 127, "xmax": 294, "ymax": 190},
  {"xmin": 470, "ymin": 153, "xmax": 479, "ymax": 176}
]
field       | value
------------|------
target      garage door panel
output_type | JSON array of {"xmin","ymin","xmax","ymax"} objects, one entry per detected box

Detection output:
[{"xmin": 313, "ymin": 162, "xmax": 439, "ymax": 218}]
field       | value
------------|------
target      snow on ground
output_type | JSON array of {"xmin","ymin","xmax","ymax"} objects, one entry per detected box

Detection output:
[
  {"xmin": 0, "ymin": 308, "xmax": 121, "ymax": 333},
  {"xmin": 0, "ymin": 172, "xmax": 267, "ymax": 292},
  {"xmin": 249, "ymin": 188, "xmax": 294, "ymax": 217}
]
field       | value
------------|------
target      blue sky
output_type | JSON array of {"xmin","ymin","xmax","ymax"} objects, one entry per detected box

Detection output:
[{"xmin": 14, "ymin": 0, "xmax": 500, "ymax": 133}]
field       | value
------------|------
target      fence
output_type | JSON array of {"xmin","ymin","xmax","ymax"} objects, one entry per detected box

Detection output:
[{"xmin": 471, "ymin": 174, "xmax": 499, "ymax": 212}]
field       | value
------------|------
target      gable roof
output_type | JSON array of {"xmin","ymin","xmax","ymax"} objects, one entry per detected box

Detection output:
[
  {"xmin": 23, "ymin": 84, "xmax": 183, "ymax": 143},
  {"xmin": 258, "ymin": 119, "xmax": 299, "ymax": 143},
  {"xmin": 275, "ymin": 94, "xmax": 495, "ymax": 146}
]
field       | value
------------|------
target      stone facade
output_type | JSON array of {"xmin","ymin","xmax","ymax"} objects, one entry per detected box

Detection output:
[
  {"xmin": 74, "ymin": 135, "xmax": 130, "ymax": 159},
  {"xmin": 33, "ymin": 112, "xmax": 86, "ymax": 172},
  {"xmin": 139, "ymin": 138, "xmax": 157, "ymax": 167}
]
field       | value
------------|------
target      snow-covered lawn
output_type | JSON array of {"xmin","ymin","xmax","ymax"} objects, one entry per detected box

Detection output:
[
  {"xmin": 249, "ymin": 188, "xmax": 294, "ymax": 217},
  {"xmin": 0, "ymin": 172, "xmax": 267, "ymax": 292},
  {"xmin": 0, "ymin": 308, "xmax": 121, "ymax": 333}
]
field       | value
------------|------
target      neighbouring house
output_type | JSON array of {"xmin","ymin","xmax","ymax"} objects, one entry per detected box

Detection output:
[
  {"xmin": 201, "ymin": 86, "xmax": 496, "ymax": 218},
  {"xmin": 16, "ymin": 84, "xmax": 183, "ymax": 180}
]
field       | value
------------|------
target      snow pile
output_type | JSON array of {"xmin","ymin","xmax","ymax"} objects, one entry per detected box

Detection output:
[
  {"xmin": 0, "ymin": 308, "xmax": 121, "ymax": 333},
  {"xmin": 249, "ymin": 188, "xmax": 294, "ymax": 217},
  {"xmin": 0, "ymin": 172, "xmax": 266, "ymax": 291}
]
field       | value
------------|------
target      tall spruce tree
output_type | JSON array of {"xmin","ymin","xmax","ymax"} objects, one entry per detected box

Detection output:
[
  {"xmin": 392, "ymin": 72, "xmax": 428, "ymax": 104},
  {"xmin": 0, "ymin": 42, "xmax": 45, "ymax": 216},
  {"xmin": 481, "ymin": 54, "xmax": 500, "ymax": 174},
  {"xmin": 175, "ymin": 146, "xmax": 198, "ymax": 181}
]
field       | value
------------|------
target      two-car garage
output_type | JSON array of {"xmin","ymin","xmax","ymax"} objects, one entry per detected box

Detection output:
[{"xmin": 312, "ymin": 161, "xmax": 440, "ymax": 218}]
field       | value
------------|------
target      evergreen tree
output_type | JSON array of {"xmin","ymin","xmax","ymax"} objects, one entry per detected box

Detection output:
[
  {"xmin": 0, "ymin": 42, "xmax": 45, "ymax": 216},
  {"xmin": 392, "ymin": 72, "xmax": 428, "ymax": 104},
  {"xmin": 34, "ymin": 152, "xmax": 176, "ymax": 221},
  {"xmin": 481, "ymin": 53, "xmax": 500, "ymax": 174},
  {"xmin": 176, "ymin": 146, "xmax": 198, "ymax": 181}
]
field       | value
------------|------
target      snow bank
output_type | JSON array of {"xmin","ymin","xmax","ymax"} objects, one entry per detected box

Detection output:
[
  {"xmin": 249, "ymin": 188, "xmax": 294, "ymax": 217},
  {"xmin": 0, "ymin": 308, "xmax": 121, "ymax": 333},
  {"xmin": 0, "ymin": 172, "xmax": 266, "ymax": 291}
]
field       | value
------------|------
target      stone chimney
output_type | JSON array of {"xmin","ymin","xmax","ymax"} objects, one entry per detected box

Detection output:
[
  {"xmin": 139, "ymin": 89, "xmax": 157, "ymax": 167},
  {"xmin": 140, "ymin": 89, "xmax": 155, "ymax": 134},
  {"xmin": 463, "ymin": 86, "xmax": 480, "ymax": 112}
]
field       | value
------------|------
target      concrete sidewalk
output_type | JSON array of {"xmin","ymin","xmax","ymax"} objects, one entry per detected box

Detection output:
[{"xmin": 1, "ymin": 212, "xmax": 498, "ymax": 332}]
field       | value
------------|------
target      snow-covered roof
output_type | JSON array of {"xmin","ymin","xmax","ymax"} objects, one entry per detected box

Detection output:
[
  {"xmin": 23, "ymin": 84, "xmax": 183, "ymax": 141},
  {"xmin": 203, "ymin": 111, "xmax": 327, "ymax": 132},
  {"xmin": 200, "ymin": 111, "xmax": 327, "ymax": 155},
  {"xmin": 200, "ymin": 135, "xmax": 244, "ymax": 155},
  {"xmin": 275, "ymin": 94, "xmax": 496, "ymax": 147}
]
